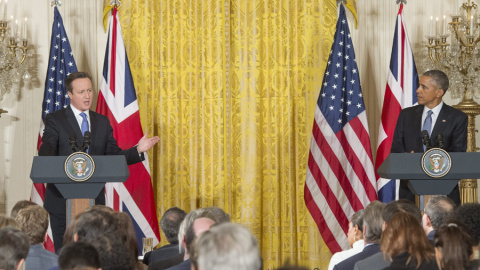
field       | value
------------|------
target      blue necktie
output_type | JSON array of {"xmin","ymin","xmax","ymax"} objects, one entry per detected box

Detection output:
[
  {"xmin": 422, "ymin": 110, "xmax": 433, "ymax": 151},
  {"xmin": 80, "ymin": 112, "xmax": 89, "ymax": 135},
  {"xmin": 80, "ymin": 112, "xmax": 89, "ymax": 153}
]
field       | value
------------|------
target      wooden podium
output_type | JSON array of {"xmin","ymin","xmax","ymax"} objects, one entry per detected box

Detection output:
[
  {"xmin": 30, "ymin": 155, "xmax": 129, "ymax": 223},
  {"xmin": 378, "ymin": 152, "xmax": 480, "ymax": 209}
]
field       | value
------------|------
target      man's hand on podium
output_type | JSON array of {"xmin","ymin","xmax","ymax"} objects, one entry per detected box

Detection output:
[{"xmin": 137, "ymin": 132, "xmax": 160, "ymax": 153}]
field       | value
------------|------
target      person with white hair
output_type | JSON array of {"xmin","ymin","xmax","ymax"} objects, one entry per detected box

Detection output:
[{"xmin": 190, "ymin": 222, "xmax": 262, "ymax": 270}]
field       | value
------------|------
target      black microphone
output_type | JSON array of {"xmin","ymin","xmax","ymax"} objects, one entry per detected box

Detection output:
[
  {"xmin": 82, "ymin": 131, "xmax": 91, "ymax": 153},
  {"xmin": 421, "ymin": 130, "xmax": 431, "ymax": 151},
  {"xmin": 69, "ymin": 136, "xmax": 78, "ymax": 152},
  {"xmin": 436, "ymin": 133, "xmax": 444, "ymax": 149}
]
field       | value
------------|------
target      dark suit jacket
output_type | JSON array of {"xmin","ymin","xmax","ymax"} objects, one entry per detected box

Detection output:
[
  {"xmin": 39, "ymin": 106, "xmax": 143, "ymax": 213},
  {"xmin": 148, "ymin": 244, "xmax": 181, "ymax": 264},
  {"xmin": 391, "ymin": 104, "xmax": 468, "ymax": 153},
  {"xmin": 148, "ymin": 254, "xmax": 184, "ymax": 270},
  {"xmin": 165, "ymin": 258, "xmax": 190, "ymax": 270},
  {"xmin": 383, "ymin": 252, "xmax": 438, "ymax": 270},
  {"xmin": 334, "ymin": 244, "xmax": 380, "ymax": 270}
]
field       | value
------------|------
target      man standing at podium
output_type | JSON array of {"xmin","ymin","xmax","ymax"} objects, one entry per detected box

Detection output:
[
  {"xmin": 391, "ymin": 69, "xmax": 467, "ymax": 204},
  {"xmin": 39, "ymin": 71, "xmax": 159, "ymax": 252}
]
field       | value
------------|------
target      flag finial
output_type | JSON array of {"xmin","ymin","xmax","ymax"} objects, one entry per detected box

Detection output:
[
  {"xmin": 50, "ymin": 0, "xmax": 61, "ymax": 7},
  {"xmin": 396, "ymin": 0, "xmax": 407, "ymax": 4},
  {"xmin": 110, "ymin": 0, "xmax": 121, "ymax": 7}
]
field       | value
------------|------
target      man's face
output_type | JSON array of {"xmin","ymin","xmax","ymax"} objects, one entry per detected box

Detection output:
[
  {"xmin": 68, "ymin": 78, "xmax": 93, "ymax": 112},
  {"xmin": 416, "ymin": 75, "xmax": 444, "ymax": 109}
]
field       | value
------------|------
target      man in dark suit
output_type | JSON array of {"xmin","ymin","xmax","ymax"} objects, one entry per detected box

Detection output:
[
  {"xmin": 39, "ymin": 71, "xmax": 159, "ymax": 252},
  {"xmin": 391, "ymin": 70, "xmax": 467, "ymax": 204}
]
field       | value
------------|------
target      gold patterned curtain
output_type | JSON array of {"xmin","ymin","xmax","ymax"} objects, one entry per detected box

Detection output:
[{"xmin": 109, "ymin": 0, "xmax": 337, "ymax": 268}]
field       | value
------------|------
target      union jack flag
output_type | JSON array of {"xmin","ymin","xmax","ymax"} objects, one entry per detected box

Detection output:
[
  {"xmin": 31, "ymin": 6, "xmax": 78, "ymax": 252},
  {"xmin": 304, "ymin": 4, "xmax": 376, "ymax": 254},
  {"xmin": 375, "ymin": 4, "xmax": 418, "ymax": 203},
  {"xmin": 96, "ymin": 6, "xmax": 160, "ymax": 251}
]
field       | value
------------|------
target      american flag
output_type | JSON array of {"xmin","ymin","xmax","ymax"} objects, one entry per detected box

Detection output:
[
  {"xmin": 375, "ymin": 4, "xmax": 418, "ymax": 203},
  {"xmin": 304, "ymin": 4, "xmax": 376, "ymax": 254},
  {"xmin": 31, "ymin": 6, "xmax": 78, "ymax": 252},
  {"xmin": 96, "ymin": 6, "xmax": 160, "ymax": 251}
]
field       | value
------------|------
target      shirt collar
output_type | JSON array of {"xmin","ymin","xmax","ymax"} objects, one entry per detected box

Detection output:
[
  {"xmin": 423, "ymin": 101, "xmax": 443, "ymax": 116},
  {"xmin": 70, "ymin": 104, "xmax": 89, "ymax": 118}
]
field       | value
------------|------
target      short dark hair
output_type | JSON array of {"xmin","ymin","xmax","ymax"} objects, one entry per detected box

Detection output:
[
  {"xmin": 423, "ymin": 70, "xmax": 449, "ymax": 95},
  {"xmin": 425, "ymin": 196, "xmax": 455, "ymax": 230},
  {"xmin": 75, "ymin": 208, "xmax": 118, "ymax": 242},
  {"xmin": 455, "ymin": 203, "xmax": 480, "ymax": 245},
  {"xmin": 10, "ymin": 200, "xmax": 37, "ymax": 219},
  {"xmin": 382, "ymin": 199, "xmax": 422, "ymax": 224},
  {"xmin": 0, "ymin": 227, "xmax": 30, "ymax": 270},
  {"xmin": 66, "ymin": 72, "xmax": 93, "ymax": 93},
  {"xmin": 58, "ymin": 241, "xmax": 101, "ymax": 270},
  {"xmin": 160, "ymin": 207, "xmax": 187, "ymax": 244},
  {"xmin": 15, "ymin": 205, "xmax": 49, "ymax": 245}
]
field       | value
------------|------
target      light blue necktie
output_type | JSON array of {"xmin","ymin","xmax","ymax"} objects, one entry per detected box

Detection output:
[
  {"xmin": 422, "ymin": 110, "xmax": 433, "ymax": 151},
  {"xmin": 80, "ymin": 112, "xmax": 89, "ymax": 153},
  {"xmin": 80, "ymin": 112, "xmax": 89, "ymax": 135}
]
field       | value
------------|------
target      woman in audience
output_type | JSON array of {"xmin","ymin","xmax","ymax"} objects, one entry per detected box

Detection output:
[
  {"xmin": 328, "ymin": 210, "xmax": 365, "ymax": 270},
  {"xmin": 434, "ymin": 223, "xmax": 475, "ymax": 270},
  {"xmin": 0, "ymin": 215, "xmax": 19, "ymax": 229},
  {"xmin": 381, "ymin": 212, "xmax": 438, "ymax": 270}
]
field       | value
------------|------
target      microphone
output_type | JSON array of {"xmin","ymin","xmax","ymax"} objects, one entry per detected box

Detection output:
[
  {"xmin": 82, "ymin": 131, "xmax": 91, "ymax": 153},
  {"xmin": 69, "ymin": 136, "xmax": 78, "ymax": 152},
  {"xmin": 421, "ymin": 130, "xmax": 431, "ymax": 151},
  {"xmin": 436, "ymin": 133, "xmax": 444, "ymax": 149}
]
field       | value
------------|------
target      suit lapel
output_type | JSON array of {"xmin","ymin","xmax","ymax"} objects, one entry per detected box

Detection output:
[
  {"xmin": 65, "ymin": 106, "xmax": 83, "ymax": 145},
  {"xmin": 89, "ymin": 110, "xmax": 97, "ymax": 152},
  {"xmin": 431, "ymin": 104, "xmax": 449, "ymax": 140}
]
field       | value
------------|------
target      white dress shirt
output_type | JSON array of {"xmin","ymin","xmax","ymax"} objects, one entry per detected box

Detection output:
[{"xmin": 328, "ymin": 239, "xmax": 365, "ymax": 270}]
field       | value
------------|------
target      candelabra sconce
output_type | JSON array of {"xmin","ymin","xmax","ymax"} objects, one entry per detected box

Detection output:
[{"xmin": 421, "ymin": 0, "xmax": 480, "ymax": 204}]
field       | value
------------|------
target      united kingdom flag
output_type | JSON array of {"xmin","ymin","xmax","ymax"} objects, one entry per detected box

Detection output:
[{"xmin": 96, "ymin": 6, "xmax": 160, "ymax": 250}]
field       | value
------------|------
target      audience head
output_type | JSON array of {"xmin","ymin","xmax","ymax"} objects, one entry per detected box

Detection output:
[
  {"xmin": 14, "ymin": 204, "xmax": 49, "ymax": 245},
  {"xmin": 362, "ymin": 200, "xmax": 385, "ymax": 244},
  {"xmin": 190, "ymin": 223, "xmax": 261, "ymax": 270},
  {"xmin": 74, "ymin": 208, "xmax": 118, "ymax": 242},
  {"xmin": 184, "ymin": 213, "xmax": 216, "ymax": 256},
  {"xmin": 434, "ymin": 222, "xmax": 473, "ymax": 270},
  {"xmin": 178, "ymin": 208, "xmax": 205, "ymax": 253},
  {"xmin": 10, "ymin": 200, "xmax": 37, "ymax": 218},
  {"xmin": 423, "ymin": 195, "xmax": 455, "ymax": 233},
  {"xmin": 455, "ymin": 203, "xmax": 480, "ymax": 246},
  {"xmin": 58, "ymin": 241, "xmax": 101, "ymax": 270},
  {"xmin": 0, "ymin": 215, "xmax": 19, "ymax": 229},
  {"xmin": 382, "ymin": 199, "xmax": 421, "ymax": 225},
  {"xmin": 0, "ymin": 227, "xmax": 30, "ymax": 270},
  {"xmin": 160, "ymin": 207, "xmax": 187, "ymax": 244},
  {"xmin": 114, "ymin": 212, "xmax": 139, "ymax": 260},
  {"xmin": 202, "ymin": 206, "xmax": 230, "ymax": 223},
  {"xmin": 381, "ymin": 212, "xmax": 434, "ymax": 268},
  {"xmin": 347, "ymin": 209, "xmax": 364, "ymax": 247}
]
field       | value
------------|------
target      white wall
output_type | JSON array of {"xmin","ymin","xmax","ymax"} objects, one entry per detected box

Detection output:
[{"xmin": 0, "ymin": 0, "xmax": 478, "ymax": 215}]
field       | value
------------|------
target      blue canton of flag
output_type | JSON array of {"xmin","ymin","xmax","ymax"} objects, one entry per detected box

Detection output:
[
  {"xmin": 41, "ymin": 6, "xmax": 78, "ymax": 120},
  {"xmin": 319, "ymin": 6, "xmax": 364, "ymax": 132}
]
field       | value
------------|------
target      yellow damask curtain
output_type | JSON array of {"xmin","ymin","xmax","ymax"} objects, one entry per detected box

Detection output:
[{"xmin": 110, "ymin": 0, "xmax": 337, "ymax": 268}]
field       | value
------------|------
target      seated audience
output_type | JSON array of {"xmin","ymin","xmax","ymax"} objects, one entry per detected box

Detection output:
[
  {"xmin": 114, "ymin": 212, "xmax": 142, "ymax": 269},
  {"xmin": 422, "ymin": 196, "xmax": 456, "ymax": 245},
  {"xmin": 202, "ymin": 206, "xmax": 230, "ymax": 223},
  {"xmin": 15, "ymin": 205, "xmax": 58, "ymax": 270},
  {"xmin": 328, "ymin": 210, "xmax": 365, "ymax": 270},
  {"xmin": 455, "ymin": 203, "xmax": 480, "ymax": 260},
  {"xmin": 354, "ymin": 199, "xmax": 421, "ymax": 270},
  {"xmin": 0, "ymin": 227, "xmax": 30, "ymax": 270},
  {"xmin": 434, "ymin": 223, "xmax": 474, "ymax": 270},
  {"xmin": 10, "ymin": 200, "xmax": 37, "ymax": 218},
  {"xmin": 333, "ymin": 200, "xmax": 386, "ymax": 270},
  {"xmin": 58, "ymin": 241, "xmax": 101, "ymax": 270},
  {"xmin": 381, "ymin": 212, "xmax": 438, "ymax": 270},
  {"xmin": 0, "ymin": 215, "xmax": 20, "ymax": 229},
  {"xmin": 190, "ymin": 222, "xmax": 261, "ymax": 270},
  {"xmin": 147, "ymin": 207, "xmax": 187, "ymax": 265}
]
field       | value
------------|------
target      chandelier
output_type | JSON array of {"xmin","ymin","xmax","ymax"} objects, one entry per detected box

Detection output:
[{"xmin": 0, "ymin": 7, "xmax": 31, "ymax": 104}]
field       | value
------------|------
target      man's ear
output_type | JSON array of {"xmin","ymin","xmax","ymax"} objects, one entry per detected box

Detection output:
[
  {"xmin": 15, "ymin": 258, "xmax": 25, "ymax": 270},
  {"xmin": 44, "ymin": 232, "xmax": 48, "ymax": 244},
  {"xmin": 425, "ymin": 215, "xmax": 432, "ymax": 227},
  {"xmin": 181, "ymin": 235, "xmax": 186, "ymax": 248},
  {"xmin": 74, "ymin": 233, "xmax": 79, "ymax": 242}
]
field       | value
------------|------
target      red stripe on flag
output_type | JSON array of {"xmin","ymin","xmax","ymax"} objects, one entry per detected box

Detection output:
[
  {"xmin": 304, "ymin": 180, "xmax": 343, "ymax": 254},
  {"xmin": 311, "ymin": 121, "xmax": 364, "ymax": 210},
  {"xmin": 114, "ymin": 189, "xmax": 120, "ymax": 211}
]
